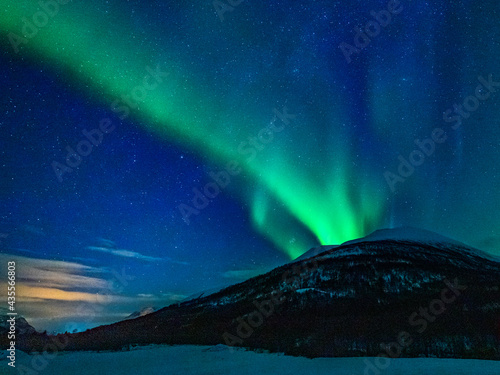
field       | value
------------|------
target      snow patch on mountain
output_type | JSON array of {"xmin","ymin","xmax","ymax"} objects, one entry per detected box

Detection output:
[
  {"xmin": 125, "ymin": 307, "xmax": 157, "ymax": 320},
  {"xmin": 340, "ymin": 227, "xmax": 499, "ymax": 263},
  {"xmin": 342, "ymin": 227, "xmax": 467, "ymax": 247}
]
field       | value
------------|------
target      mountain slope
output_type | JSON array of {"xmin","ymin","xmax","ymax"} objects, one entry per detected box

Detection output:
[
  {"xmin": 8, "ymin": 228, "xmax": 500, "ymax": 359},
  {"xmin": 125, "ymin": 307, "xmax": 158, "ymax": 320}
]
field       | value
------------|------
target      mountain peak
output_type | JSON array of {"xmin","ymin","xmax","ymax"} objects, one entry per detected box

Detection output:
[
  {"xmin": 296, "ymin": 227, "xmax": 495, "ymax": 262},
  {"xmin": 343, "ymin": 226, "xmax": 463, "ymax": 247}
]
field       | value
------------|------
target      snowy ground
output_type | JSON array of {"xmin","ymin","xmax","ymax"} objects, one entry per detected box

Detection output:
[{"xmin": 2, "ymin": 345, "xmax": 499, "ymax": 374}]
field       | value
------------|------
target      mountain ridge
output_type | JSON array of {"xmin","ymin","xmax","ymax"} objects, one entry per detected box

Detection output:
[{"xmin": 3, "ymin": 227, "xmax": 500, "ymax": 360}]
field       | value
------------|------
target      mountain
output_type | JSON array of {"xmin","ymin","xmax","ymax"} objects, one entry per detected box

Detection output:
[
  {"xmin": 296, "ymin": 227, "xmax": 497, "ymax": 262},
  {"xmin": 180, "ymin": 285, "xmax": 229, "ymax": 303},
  {"xmin": 347, "ymin": 226, "xmax": 466, "ymax": 245},
  {"xmin": 0, "ymin": 308, "xmax": 37, "ymax": 336},
  {"xmin": 294, "ymin": 244, "xmax": 337, "ymax": 262},
  {"xmin": 6, "ymin": 228, "xmax": 500, "ymax": 359},
  {"xmin": 0, "ymin": 307, "xmax": 45, "ymax": 351},
  {"xmin": 125, "ymin": 307, "xmax": 158, "ymax": 320}
]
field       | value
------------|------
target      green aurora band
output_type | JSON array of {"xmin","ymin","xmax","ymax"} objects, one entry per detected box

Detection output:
[{"xmin": 1, "ymin": 1, "xmax": 386, "ymax": 259}]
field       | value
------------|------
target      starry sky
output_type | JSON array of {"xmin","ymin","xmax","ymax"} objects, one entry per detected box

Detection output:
[{"xmin": 0, "ymin": 0, "xmax": 499, "ymax": 333}]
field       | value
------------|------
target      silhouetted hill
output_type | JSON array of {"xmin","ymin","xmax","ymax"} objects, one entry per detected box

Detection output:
[{"xmin": 6, "ymin": 228, "xmax": 500, "ymax": 359}]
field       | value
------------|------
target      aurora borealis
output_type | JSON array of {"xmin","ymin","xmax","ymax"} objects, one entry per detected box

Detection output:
[{"xmin": 1, "ymin": 0, "xmax": 500, "ymax": 332}]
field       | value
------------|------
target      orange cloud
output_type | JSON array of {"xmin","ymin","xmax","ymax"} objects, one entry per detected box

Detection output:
[
  {"xmin": 14, "ymin": 285, "xmax": 128, "ymax": 303},
  {"xmin": 0, "ymin": 253, "xmax": 116, "ymax": 301},
  {"xmin": 0, "ymin": 252, "xmax": 184, "ymax": 332}
]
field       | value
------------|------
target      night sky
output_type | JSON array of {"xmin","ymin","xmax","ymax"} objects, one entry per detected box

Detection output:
[{"xmin": 1, "ymin": 0, "xmax": 499, "ymax": 333}]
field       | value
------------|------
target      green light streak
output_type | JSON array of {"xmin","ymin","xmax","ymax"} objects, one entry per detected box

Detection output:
[{"xmin": 1, "ymin": 2, "xmax": 386, "ymax": 259}]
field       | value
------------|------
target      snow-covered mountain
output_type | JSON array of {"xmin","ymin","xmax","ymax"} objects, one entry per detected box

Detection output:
[
  {"xmin": 347, "ymin": 227, "xmax": 467, "ymax": 246},
  {"xmin": 343, "ymin": 227, "xmax": 499, "ymax": 261},
  {"xmin": 298, "ymin": 226, "xmax": 498, "ymax": 262},
  {"xmin": 5, "ymin": 228, "xmax": 500, "ymax": 360},
  {"xmin": 125, "ymin": 307, "xmax": 158, "ymax": 320},
  {"xmin": 0, "ymin": 308, "xmax": 37, "ymax": 336}
]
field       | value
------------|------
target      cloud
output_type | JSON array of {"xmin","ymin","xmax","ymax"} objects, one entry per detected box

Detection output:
[
  {"xmin": 86, "ymin": 246, "xmax": 164, "ymax": 262},
  {"xmin": 15, "ymin": 286, "xmax": 134, "ymax": 303},
  {"xmin": 136, "ymin": 292, "xmax": 187, "ymax": 302},
  {"xmin": 137, "ymin": 293, "xmax": 154, "ymax": 298},
  {"xmin": 0, "ymin": 251, "xmax": 185, "ymax": 333},
  {"xmin": 0, "ymin": 253, "xmax": 123, "ymax": 302},
  {"xmin": 86, "ymin": 240, "xmax": 189, "ymax": 265},
  {"xmin": 160, "ymin": 292, "xmax": 188, "ymax": 301},
  {"xmin": 0, "ymin": 253, "xmax": 106, "ymax": 289},
  {"xmin": 164, "ymin": 257, "xmax": 190, "ymax": 266},
  {"xmin": 21, "ymin": 225, "xmax": 46, "ymax": 237}
]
